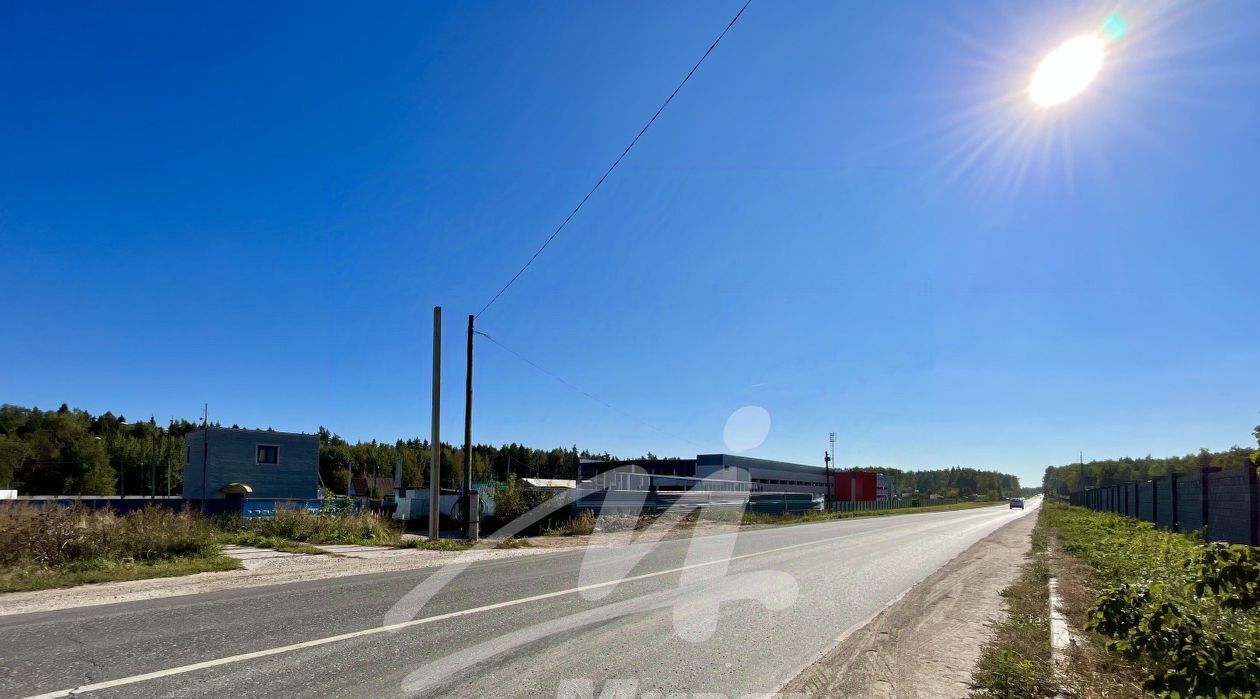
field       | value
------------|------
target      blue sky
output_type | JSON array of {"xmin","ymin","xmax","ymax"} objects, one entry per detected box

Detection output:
[{"xmin": 2, "ymin": 1, "xmax": 1258, "ymax": 486}]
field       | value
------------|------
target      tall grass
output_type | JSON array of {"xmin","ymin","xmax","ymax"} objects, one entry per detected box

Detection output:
[
  {"xmin": 219, "ymin": 505, "xmax": 403, "ymax": 546},
  {"xmin": 0, "ymin": 502, "xmax": 219, "ymax": 567},
  {"xmin": 0, "ymin": 502, "xmax": 236, "ymax": 592}
]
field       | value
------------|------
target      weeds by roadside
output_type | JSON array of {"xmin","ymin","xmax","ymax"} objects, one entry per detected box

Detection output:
[
  {"xmin": 0, "ymin": 555, "xmax": 240, "ymax": 593},
  {"xmin": 398, "ymin": 537, "xmax": 473, "ymax": 551},
  {"xmin": 0, "ymin": 502, "xmax": 239, "ymax": 592},
  {"xmin": 969, "ymin": 513, "xmax": 1058, "ymax": 699},
  {"xmin": 216, "ymin": 506, "xmax": 402, "ymax": 546},
  {"xmin": 542, "ymin": 509, "xmax": 598, "ymax": 536},
  {"xmin": 398, "ymin": 536, "xmax": 531, "ymax": 550},
  {"xmin": 1042, "ymin": 502, "xmax": 1260, "ymax": 698}
]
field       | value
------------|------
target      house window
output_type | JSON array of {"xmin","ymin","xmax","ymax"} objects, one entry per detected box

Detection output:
[{"xmin": 256, "ymin": 444, "xmax": 280, "ymax": 465}]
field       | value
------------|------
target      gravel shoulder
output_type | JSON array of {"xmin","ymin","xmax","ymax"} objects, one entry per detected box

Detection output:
[
  {"xmin": 0, "ymin": 523, "xmax": 719, "ymax": 617},
  {"xmin": 0, "ymin": 517, "xmax": 713, "ymax": 618},
  {"xmin": 782, "ymin": 507, "xmax": 1037, "ymax": 699},
  {"xmin": 0, "ymin": 541, "xmax": 572, "ymax": 617}
]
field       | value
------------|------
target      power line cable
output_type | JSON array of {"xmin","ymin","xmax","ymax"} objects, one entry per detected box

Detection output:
[
  {"xmin": 474, "ymin": 330, "xmax": 703, "ymax": 449},
  {"xmin": 476, "ymin": 0, "xmax": 754, "ymax": 318}
]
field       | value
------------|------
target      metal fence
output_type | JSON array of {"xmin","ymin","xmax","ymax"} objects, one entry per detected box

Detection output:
[
  {"xmin": 571, "ymin": 490, "xmax": 821, "ymax": 516},
  {"xmin": 828, "ymin": 497, "xmax": 955, "ymax": 513},
  {"xmin": 1070, "ymin": 465, "xmax": 1260, "ymax": 546}
]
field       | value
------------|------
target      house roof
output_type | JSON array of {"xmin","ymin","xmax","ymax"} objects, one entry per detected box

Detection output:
[{"xmin": 195, "ymin": 426, "xmax": 316, "ymax": 438}]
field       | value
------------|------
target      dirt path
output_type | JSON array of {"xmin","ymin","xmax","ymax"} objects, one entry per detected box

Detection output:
[{"xmin": 782, "ymin": 511, "xmax": 1037, "ymax": 699}]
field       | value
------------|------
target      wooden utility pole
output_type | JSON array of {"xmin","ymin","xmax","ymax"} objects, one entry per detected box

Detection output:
[
  {"xmin": 429, "ymin": 307, "xmax": 442, "ymax": 538},
  {"xmin": 463, "ymin": 314, "xmax": 478, "ymax": 539}
]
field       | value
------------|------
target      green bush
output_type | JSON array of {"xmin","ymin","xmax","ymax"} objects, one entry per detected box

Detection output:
[
  {"xmin": 491, "ymin": 474, "xmax": 529, "ymax": 524},
  {"xmin": 1046, "ymin": 504, "xmax": 1260, "ymax": 698},
  {"xmin": 1189, "ymin": 542, "xmax": 1260, "ymax": 610},
  {"xmin": 488, "ymin": 475, "xmax": 554, "ymax": 533}
]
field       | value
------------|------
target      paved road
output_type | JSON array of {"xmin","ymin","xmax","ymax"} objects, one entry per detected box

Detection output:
[{"xmin": 0, "ymin": 501, "xmax": 1037, "ymax": 699}]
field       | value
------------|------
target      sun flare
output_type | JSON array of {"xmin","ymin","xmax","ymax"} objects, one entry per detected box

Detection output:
[{"xmin": 1029, "ymin": 35, "xmax": 1105, "ymax": 107}]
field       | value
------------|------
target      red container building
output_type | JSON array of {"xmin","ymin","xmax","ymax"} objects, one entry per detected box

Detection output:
[{"xmin": 833, "ymin": 470, "xmax": 880, "ymax": 501}]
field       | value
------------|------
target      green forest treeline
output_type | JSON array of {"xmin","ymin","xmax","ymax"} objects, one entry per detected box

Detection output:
[
  {"xmin": 2, "ymin": 403, "xmax": 1028, "ymax": 498},
  {"xmin": 1041, "ymin": 425, "xmax": 1260, "ymax": 497}
]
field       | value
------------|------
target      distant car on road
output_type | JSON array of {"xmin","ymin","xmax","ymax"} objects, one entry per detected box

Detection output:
[{"xmin": 1010, "ymin": 498, "xmax": 1024, "ymax": 509}]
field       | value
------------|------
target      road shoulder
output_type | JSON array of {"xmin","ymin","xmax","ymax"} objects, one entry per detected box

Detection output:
[
  {"xmin": 782, "ymin": 509, "xmax": 1037, "ymax": 699},
  {"xmin": 0, "ymin": 542, "xmax": 562, "ymax": 617}
]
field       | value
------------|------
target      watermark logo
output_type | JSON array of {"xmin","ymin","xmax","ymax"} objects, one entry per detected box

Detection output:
[{"xmin": 383, "ymin": 407, "xmax": 802, "ymax": 696}]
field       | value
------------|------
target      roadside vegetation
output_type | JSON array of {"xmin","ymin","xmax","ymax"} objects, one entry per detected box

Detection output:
[
  {"xmin": 974, "ymin": 502, "xmax": 1260, "ymax": 698},
  {"xmin": 968, "ymin": 515, "xmax": 1058, "ymax": 699},
  {"xmin": 215, "ymin": 504, "xmax": 531, "ymax": 552},
  {"xmin": 398, "ymin": 537, "xmax": 474, "ymax": 551},
  {"xmin": 399, "ymin": 536, "xmax": 531, "ymax": 551},
  {"xmin": 0, "ymin": 502, "xmax": 238, "ymax": 593},
  {"xmin": 217, "ymin": 506, "xmax": 403, "ymax": 546},
  {"xmin": 0, "ymin": 499, "xmax": 541, "ymax": 594},
  {"xmin": 543, "ymin": 509, "xmax": 599, "ymax": 536},
  {"xmin": 1043, "ymin": 503, "xmax": 1259, "ymax": 698}
]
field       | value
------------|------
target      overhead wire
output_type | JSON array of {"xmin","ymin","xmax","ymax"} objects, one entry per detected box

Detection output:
[
  {"xmin": 474, "ymin": 330, "xmax": 703, "ymax": 449},
  {"xmin": 475, "ymin": 0, "xmax": 754, "ymax": 318}
]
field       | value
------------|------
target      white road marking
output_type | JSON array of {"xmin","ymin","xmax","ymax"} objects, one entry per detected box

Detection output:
[{"xmin": 23, "ymin": 507, "xmax": 1018, "ymax": 699}]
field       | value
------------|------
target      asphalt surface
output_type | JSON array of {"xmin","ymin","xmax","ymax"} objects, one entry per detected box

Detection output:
[{"xmin": 0, "ymin": 501, "xmax": 1037, "ymax": 698}]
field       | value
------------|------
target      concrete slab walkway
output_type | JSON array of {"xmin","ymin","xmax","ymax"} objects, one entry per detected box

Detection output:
[
  {"xmin": 311, "ymin": 544, "xmax": 411, "ymax": 559},
  {"xmin": 221, "ymin": 545, "xmax": 317, "ymax": 570}
]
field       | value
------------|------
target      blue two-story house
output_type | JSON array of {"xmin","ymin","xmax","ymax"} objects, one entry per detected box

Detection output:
[{"xmin": 182, "ymin": 426, "xmax": 319, "ymax": 500}]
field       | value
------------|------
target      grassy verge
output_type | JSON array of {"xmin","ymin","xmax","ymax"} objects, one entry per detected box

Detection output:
[
  {"xmin": 216, "ymin": 507, "xmax": 404, "ymax": 546},
  {"xmin": 0, "ymin": 502, "xmax": 238, "ymax": 593},
  {"xmin": 0, "ymin": 555, "xmax": 240, "ymax": 593},
  {"xmin": 399, "ymin": 536, "xmax": 532, "ymax": 551},
  {"xmin": 968, "ymin": 511, "xmax": 1058, "ymax": 699},
  {"xmin": 399, "ymin": 537, "xmax": 474, "ymax": 551},
  {"xmin": 1040, "ymin": 502, "xmax": 1260, "ymax": 698}
]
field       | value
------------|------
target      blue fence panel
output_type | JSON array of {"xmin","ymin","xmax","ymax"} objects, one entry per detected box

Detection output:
[{"xmin": 240, "ymin": 498, "xmax": 342, "ymax": 519}]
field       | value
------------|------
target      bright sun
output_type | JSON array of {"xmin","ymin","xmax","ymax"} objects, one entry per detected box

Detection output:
[{"xmin": 1029, "ymin": 35, "xmax": 1105, "ymax": 107}]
